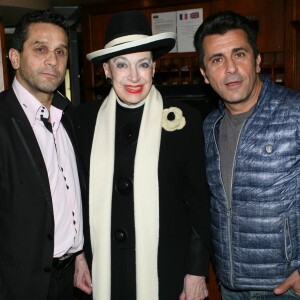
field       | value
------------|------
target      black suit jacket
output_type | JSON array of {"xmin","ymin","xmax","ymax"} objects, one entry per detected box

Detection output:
[
  {"xmin": 0, "ymin": 88, "xmax": 85, "ymax": 300},
  {"xmin": 75, "ymin": 95, "xmax": 212, "ymax": 299}
]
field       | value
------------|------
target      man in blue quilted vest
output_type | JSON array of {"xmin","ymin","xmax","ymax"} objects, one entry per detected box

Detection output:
[{"xmin": 194, "ymin": 10, "xmax": 300, "ymax": 299}]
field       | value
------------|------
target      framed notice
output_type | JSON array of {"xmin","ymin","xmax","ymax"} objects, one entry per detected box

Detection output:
[
  {"xmin": 176, "ymin": 9, "xmax": 203, "ymax": 53},
  {"xmin": 151, "ymin": 11, "xmax": 177, "ymax": 53}
]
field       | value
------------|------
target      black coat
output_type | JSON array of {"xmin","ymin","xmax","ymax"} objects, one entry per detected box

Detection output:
[
  {"xmin": 75, "ymin": 96, "xmax": 211, "ymax": 299},
  {"xmin": 0, "ymin": 88, "xmax": 85, "ymax": 300}
]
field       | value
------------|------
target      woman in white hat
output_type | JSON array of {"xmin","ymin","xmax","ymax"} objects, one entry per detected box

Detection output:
[{"xmin": 75, "ymin": 10, "xmax": 211, "ymax": 300}]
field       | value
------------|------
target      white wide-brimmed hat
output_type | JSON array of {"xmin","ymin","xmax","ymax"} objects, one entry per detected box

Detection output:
[{"xmin": 86, "ymin": 10, "xmax": 176, "ymax": 64}]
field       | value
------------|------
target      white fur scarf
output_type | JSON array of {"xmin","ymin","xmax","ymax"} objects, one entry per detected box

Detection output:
[{"xmin": 89, "ymin": 85, "xmax": 163, "ymax": 300}]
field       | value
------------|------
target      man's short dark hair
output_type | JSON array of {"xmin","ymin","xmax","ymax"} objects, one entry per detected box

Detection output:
[
  {"xmin": 12, "ymin": 9, "xmax": 69, "ymax": 52},
  {"xmin": 194, "ymin": 10, "xmax": 259, "ymax": 69}
]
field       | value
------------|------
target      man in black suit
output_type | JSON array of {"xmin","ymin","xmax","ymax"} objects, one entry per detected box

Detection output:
[{"xmin": 0, "ymin": 10, "xmax": 91, "ymax": 300}]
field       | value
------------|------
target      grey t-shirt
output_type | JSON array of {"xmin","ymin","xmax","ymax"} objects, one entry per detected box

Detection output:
[{"xmin": 219, "ymin": 108, "xmax": 253, "ymax": 201}]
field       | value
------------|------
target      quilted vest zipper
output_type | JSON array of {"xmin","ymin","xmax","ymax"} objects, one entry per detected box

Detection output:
[{"xmin": 213, "ymin": 114, "xmax": 244, "ymax": 288}]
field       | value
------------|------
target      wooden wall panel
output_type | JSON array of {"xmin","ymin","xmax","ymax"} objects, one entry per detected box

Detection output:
[
  {"xmin": 285, "ymin": 0, "xmax": 300, "ymax": 90},
  {"xmin": 211, "ymin": 0, "xmax": 284, "ymax": 53}
]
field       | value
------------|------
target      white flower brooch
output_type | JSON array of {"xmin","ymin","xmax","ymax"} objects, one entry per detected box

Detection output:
[{"xmin": 162, "ymin": 107, "xmax": 186, "ymax": 132}]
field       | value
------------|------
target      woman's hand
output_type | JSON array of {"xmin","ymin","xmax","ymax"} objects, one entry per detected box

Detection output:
[{"xmin": 179, "ymin": 274, "xmax": 208, "ymax": 300}]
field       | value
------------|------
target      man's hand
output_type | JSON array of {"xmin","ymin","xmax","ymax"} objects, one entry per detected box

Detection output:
[
  {"xmin": 74, "ymin": 252, "xmax": 92, "ymax": 295},
  {"xmin": 179, "ymin": 274, "xmax": 208, "ymax": 300},
  {"xmin": 274, "ymin": 270, "xmax": 300, "ymax": 295}
]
